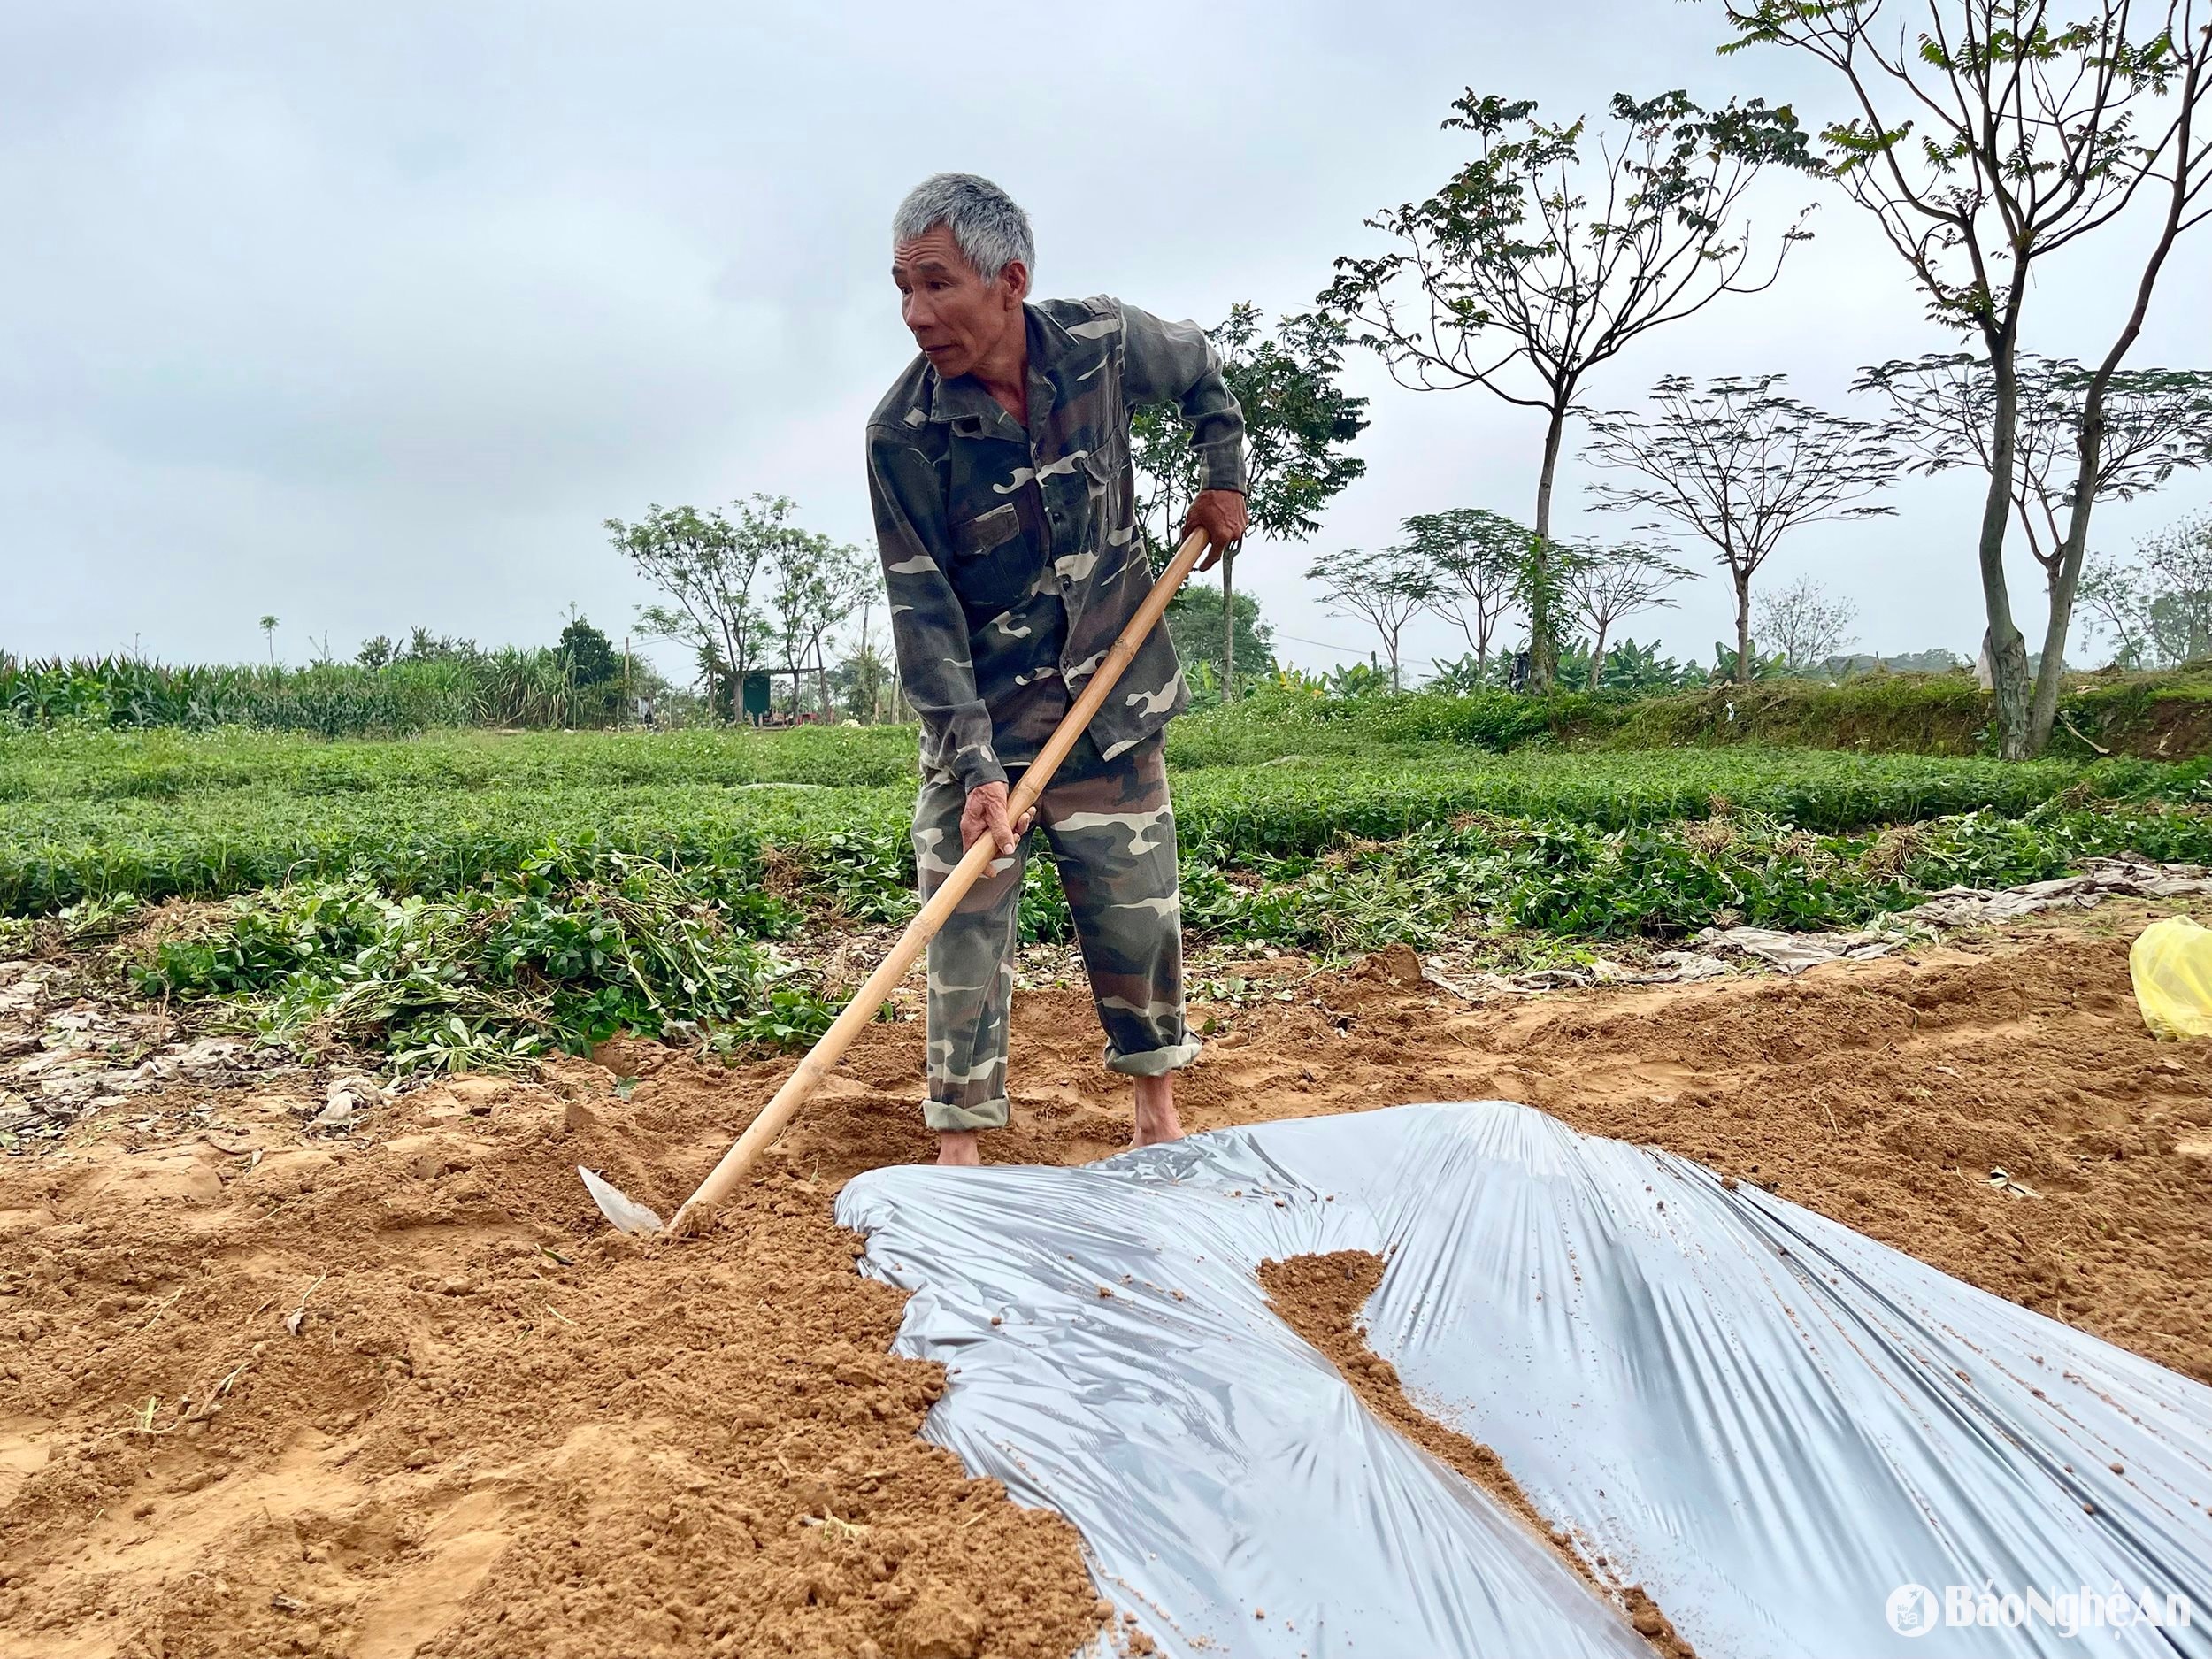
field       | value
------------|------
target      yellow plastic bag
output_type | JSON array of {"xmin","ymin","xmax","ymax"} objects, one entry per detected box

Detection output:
[{"xmin": 2128, "ymin": 916, "xmax": 2212, "ymax": 1039}]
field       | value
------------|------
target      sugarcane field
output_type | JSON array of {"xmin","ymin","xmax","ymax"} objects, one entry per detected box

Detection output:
[{"xmin": 4, "ymin": 4, "xmax": 2212, "ymax": 1656}]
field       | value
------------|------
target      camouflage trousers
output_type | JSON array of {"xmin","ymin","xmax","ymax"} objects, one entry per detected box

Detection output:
[{"xmin": 913, "ymin": 733, "xmax": 1197, "ymax": 1133}]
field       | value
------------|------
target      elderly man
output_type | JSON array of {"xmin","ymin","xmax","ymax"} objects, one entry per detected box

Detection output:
[{"xmin": 867, "ymin": 173, "xmax": 1247, "ymax": 1166}]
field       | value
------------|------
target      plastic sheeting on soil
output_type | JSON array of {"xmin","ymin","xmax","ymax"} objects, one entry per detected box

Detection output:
[{"xmin": 836, "ymin": 1102, "xmax": 2212, "ymax": 1659}]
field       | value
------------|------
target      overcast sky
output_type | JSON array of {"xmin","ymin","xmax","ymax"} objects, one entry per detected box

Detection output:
[{"xmin": 6, "ymin": 0, "xmax": 2208, "ymax": 681}]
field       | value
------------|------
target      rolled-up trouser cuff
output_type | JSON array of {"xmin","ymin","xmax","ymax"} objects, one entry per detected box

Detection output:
[
  {"xmin": 924, "ymin": 1094, "xmax": 1011, "ymax": 1133},
  {"xmin": 1103, "ymin": 1037, "xmax": 1202, "ymax": 1078}
]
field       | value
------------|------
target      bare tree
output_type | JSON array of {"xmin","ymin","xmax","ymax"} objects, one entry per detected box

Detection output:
[
  {"xmin": 1720, "ymin": 0, "xmax": 2212, "ymax": 755},
  {"xmin": 1581, "ymin": 374, "xmax": 1907, "ymax": 681},
  {"xmin": 1306, "ymin": 546, "xmax": 1436, "ymax": 691},
  {"xmin": 1320, "ymin": 89, "xmax": 1817, "ymax": 691},
  {"xmin": 2078, "ymin": 547, "xmax": 2154, "ymax": 666},
  {"xmin": 1395, "ymin": 509, "xmax": 1528, "ymax": 675},
  {"xmin": 2085, "ymin": 511, "xmax": 2212, "ymax": 664},
  {"xmin": 1560, "ymin": 541, "xmax": 1698, "ymax": 687},
  {"xmin": 1757, "ymin": 572, "xmax": 1862, "ymax": 672},
  {"xmin": 1856, "ymin": 353, "xmax": 2212, "ymax": 737}
]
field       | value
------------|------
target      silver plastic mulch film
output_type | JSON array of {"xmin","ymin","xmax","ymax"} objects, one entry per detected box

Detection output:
[{"xmin": 836, "ymin": 1102, "xmax": 2212, "ymax": 1658}]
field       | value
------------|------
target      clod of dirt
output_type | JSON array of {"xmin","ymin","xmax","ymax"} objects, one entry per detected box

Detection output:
[
  {"xmin": 893, "ymin": 1583, "xmax": 984, "ymax": 1659},
  {"xmin": 1260, "ymin": 1251, "xmax": 1695, "ymax": 1659},
  {"xmin": 1356, "ymin": 941, "xmax": 1426, "ymax": 987}
]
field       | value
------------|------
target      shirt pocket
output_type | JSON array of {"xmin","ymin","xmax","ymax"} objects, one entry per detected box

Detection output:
[
  {"xmin": 950, "ymin": 502, "xmax": 1021, "ymax": 559},
  {"xmin": 947, "ymin": 500, "xmax": 1038, "ymax": 618}
]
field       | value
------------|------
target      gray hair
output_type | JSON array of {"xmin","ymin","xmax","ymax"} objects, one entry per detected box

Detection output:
[{"xmin": 892, "ymin": 173, "xmax": 1034, "ymax": 283}]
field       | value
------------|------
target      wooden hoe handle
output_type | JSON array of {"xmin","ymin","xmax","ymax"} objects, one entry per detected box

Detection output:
[{"xmin": 668, "ymin": 527, "xmax": 1215, "ymax": 1232}]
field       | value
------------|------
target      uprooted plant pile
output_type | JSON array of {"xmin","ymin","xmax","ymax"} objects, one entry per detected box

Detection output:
[{"xmin": 111, "ymin": 850, "xmax": 835, "ymax": 1074}]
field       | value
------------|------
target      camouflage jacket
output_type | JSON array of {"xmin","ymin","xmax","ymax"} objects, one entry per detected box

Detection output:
[{"xmin": 865, "ymin": 296, "xmax": 1245, "ymax": 791}]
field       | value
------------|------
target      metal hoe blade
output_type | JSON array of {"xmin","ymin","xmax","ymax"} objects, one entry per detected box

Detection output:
[{"xmin": 579, "ymin": 1166, "xmax": 664, "ymax": 1235}]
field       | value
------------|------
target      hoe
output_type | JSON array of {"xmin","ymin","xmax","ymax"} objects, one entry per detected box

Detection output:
[{"xmin": 580, "ymin": 526, "xmax": 1215, "ymax": 1237}]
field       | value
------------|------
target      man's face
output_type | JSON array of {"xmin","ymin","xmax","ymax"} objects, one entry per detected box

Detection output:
[{"xmin": 893, "ymin": 225, "xmax": 1026, "ymax": 380}]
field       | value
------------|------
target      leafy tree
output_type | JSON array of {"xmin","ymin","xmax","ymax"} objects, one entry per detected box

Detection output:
[
  {"xmin": 1394, "ymin": 509, "xmax": 1527, "ymax": 674},
  {"xmin": 1855, "ymin": 353, "xmax": 2212, "ymax": 740},
  {"xmin": 609, "ymin": 495, "xmax": 796, "ymax": 723},
  {"xmin": 1709, "ymin": 641, "xmax": 1792, "ymax": 681},
  {"xmin": 1133, "ymin": 305, "xmax": 1368, "ymax": 696},
  {"xmin": 831, "ymin": 636, "xmax": 895, "ymax": 724},
  {"xmin": 1307, "ymin": 545, "xmax": 1436, "ymax": 691},
  {"xmin": 1320, "ymin": 88, "xmax": 1816, "ymax": 691},
  {"xmin": 1581, "ymin": 374, "xmax": 1906, "ymax": 681},
  {"xmin": 401, "ymin": 627, "xmax": 480, "ymax": 664},
  {"xmin": 557, "ymin": 615, "xmax": 619, "ymax": 689},
  {"xmin": 2081, "ymin": 511, "xmax": 2212, "ymax": 665},
  {"xmin": 1559, "ymin": 541, "xmax": 1696, "ymax": 687},
  {"xmin": 835, "ymin": 593, "xmax": 895, "ymax": 725},
  {"xmin": 356, "ymin": 634, "xmax": 396, "ymax": 671},
  {"xmin": 2078, "ymin": 548, "xmax": 2153, "ymax": 667},
  {"xmin": 1166, "ymin": 585, "xmax": 1276, "ymax": 702},
  {"xmin": 555, "ymin": 614, "xmax": 622, "ymax": 725},
  {"xmin": 1564, "ymin": 635, "xmax": 1707, "ymax": 695},
  {"xmin": 1720, "ymin": 0, "xmax": 2212, "ymax": 755},
  {"xmin": 764, "ymin": 531, "xmax": 872, "ymax": 717},
  {"xmin": 1756, "ymin": 573, "xmax": 1861, "ymax": 672},
  {"xmin": 258, "ymin": 615, "xmax": 279, "ymax": 667}
]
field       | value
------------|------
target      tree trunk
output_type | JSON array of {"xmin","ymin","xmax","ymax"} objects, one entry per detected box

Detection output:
[
  {"xmin": 1977, "ymin": 338, "xmax": 2035, "ymax": 759},
  {"xmin": 2028, "ymin": 158, "xmax": 2184, "ymax": 750},
  {"xmin": 1529, "ymin": 403, "xmax": 1566, "ymax": 695},
  {"xmin": 1588, "ymin": 620, "xmax": 1609, "ymax": 691},
  {"xmin": 1222, "ymin": 549, "xmax": 1238, "ymax": 701},
  {"xmin": 1733, "ymin": 571, "xmax": 1754, "ymax": 685},
  {"xmin": 1387, "ymin": 635, "xmax": 1401, "ymax": 693},
  {"xmin": 2029, "ymin": 556, "xmax": 2085, "ymax": 753}
]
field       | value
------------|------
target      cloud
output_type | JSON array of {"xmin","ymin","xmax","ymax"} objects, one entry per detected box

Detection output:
[{"xmin": 3, "ymin": 0, "xmax": 2206, "ymax": 675}]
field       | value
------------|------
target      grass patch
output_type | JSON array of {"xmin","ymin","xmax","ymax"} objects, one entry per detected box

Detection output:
[{"xmin": 3, "ymin": 741, "xmax": 2186, "ymax": 915}]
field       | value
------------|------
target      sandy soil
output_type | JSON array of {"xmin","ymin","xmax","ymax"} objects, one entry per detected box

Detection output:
[{"xmin": 4, "ymin": 902, "xmax": 2209, "ymax": 1657}]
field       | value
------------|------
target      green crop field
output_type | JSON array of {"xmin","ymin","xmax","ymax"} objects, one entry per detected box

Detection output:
[{"xmin": 7, "ymin": 712, "xmax": 2209, "ymax": 1074}]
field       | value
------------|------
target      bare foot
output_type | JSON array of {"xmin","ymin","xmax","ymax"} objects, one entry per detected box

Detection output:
[
  {"xmin": 1131, "ymin": 1074, "xmax": 1185, "ymax": 1148},
  {"xmin": 935, "ymin": 1130, "xmax": 982, "ymax": 1167}
]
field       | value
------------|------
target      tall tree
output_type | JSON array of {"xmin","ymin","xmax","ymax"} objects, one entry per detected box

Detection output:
[
  {"xmin": 1319, "ymin": 88, "xmax": 1817, "ymax": 691},
  {"xmin": 1855, "ymin": 353, "xmax": 2212, "ymax": 739},
  {"xmin": 1165, "ymin": 585, "xmax": 1276, "ymax": 697},
  {"xmin": 1720, "ymin": 0, "xmax": 2212, "ymax": 755},
  {"xmin": 765, "ymin": 531, "xmax": 872, "ymax": 718},
  {"xmin": 1756, "ymin": 572, "xmax": 1862, "ymax": 671},
  {"xmin": 1306, "ymin": 545, "xmax": 1436, "ymax": 691},
  {"xmin": 1133, "ymin": 305, "xmax": 1368, "ymax": 697},
  {"xmin": 257, "ymin": 615, "xmax": 279, "ymax": 667},
  {"xmin": 608, "ymin": 495, "xmax": 794, "ymax": 723},
  {"xmin": 1559, "ymin": 541, "xmax": 1697, "ymax": 687},
  {"xmin": 557, "ymin": 614, "xmax": 619, "ymax": 689},
  {"xmin": 557, "ymin": 613, "xmax": 621, "ymax": 725},
  {"xmin": 1581, "ymin": 374, "xmax": 1907, "ymax": 681},
  {"xmin": 1395, "ymin": 509, "xmax": 1527, "ymax": 675}
]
